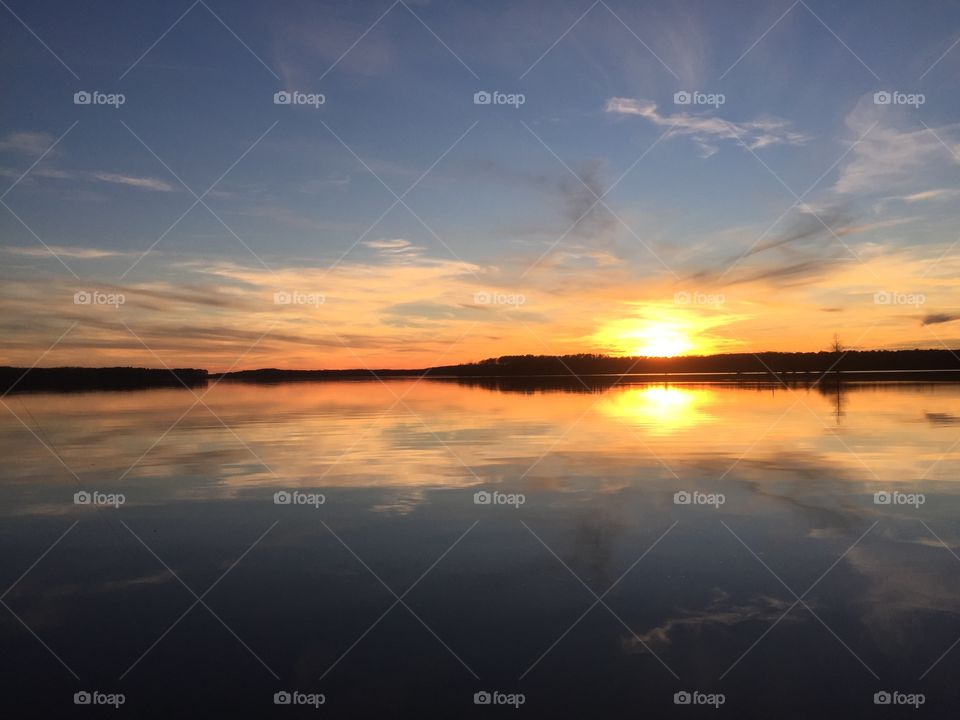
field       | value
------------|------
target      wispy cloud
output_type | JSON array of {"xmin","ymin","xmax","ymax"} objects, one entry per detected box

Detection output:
[
  {"xmin": 89, "ymin": 172, "xmax": 175, "ymax": 192},
  {"xmin": 0, "ymin": 132, "xmax": 173, "ymax": 192},
  {"xmin": 363, "ymin": 238, "xmax": 423, "ymax": 255},
  {"xmin": 0, "ymin": 131, "xmax": 58, "ymax": 156},
  {"xmin": 604, "ymin": 98, "xmax": 809, "ymax": 156},
  {"xmin": 875, "ymin": 187, "xmax": 960, "ymax": 212},
  {"xmin": 5, "ymin": 245, "xmax": 129, "ymax": 259},
  {"xmin": 0, "ymin": 166, "xmax": 177, "ymax": 192},
  {"xmin": 835, "ymin": 96, "xmax": 960, "ymax": 196},
  {"xmin": 922, "ymin": 312, "xmax": 960, "ymax": 326}
]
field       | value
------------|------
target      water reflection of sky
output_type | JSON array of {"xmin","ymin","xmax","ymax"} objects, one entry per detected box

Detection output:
[{"xmin": 2, "ymin": 381, "xmax": 960, "ymax": 715}]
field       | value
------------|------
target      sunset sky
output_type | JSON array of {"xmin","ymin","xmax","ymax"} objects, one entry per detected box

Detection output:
[{"xmin": 2, "ymin": 0, "xmax": 960, "ymax": 369}]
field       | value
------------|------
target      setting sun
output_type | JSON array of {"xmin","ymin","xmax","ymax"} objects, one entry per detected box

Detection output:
[
  {"xmin": 595, "ymin": 316, "xmax": 699, "ymax": 357},
  {"xmin": 591, "ymin": 303, "xmax": 743, "ymax": 359},
  {"xmin": 627, "ymin": 321, "xmax": 694, "ymax": 357}
]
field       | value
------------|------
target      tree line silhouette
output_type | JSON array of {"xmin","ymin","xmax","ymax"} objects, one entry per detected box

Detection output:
[
  {"xmin": 0, "ymin": 367, "xmax": 207, "ymax": 394},
  {"xmin": 4, "ymin": 348, "xmax": 960, "ymax": 393}
]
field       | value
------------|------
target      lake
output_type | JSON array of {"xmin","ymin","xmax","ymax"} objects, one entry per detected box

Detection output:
[{"xmin": 2, "ymin": 378, "xmax": 959, "ymax": 716}]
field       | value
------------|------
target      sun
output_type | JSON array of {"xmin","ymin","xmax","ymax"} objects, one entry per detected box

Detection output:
[
  {"xmin": 629, "ymin": 322, "xmax": 694, "ymax": 357},
  {"xmin": 601, "ymin": 319, "xmax": 695, "ymax": 357},
  {"xmin": 592, "ymin": 303, "xmax": 735, "ymax": 358}
]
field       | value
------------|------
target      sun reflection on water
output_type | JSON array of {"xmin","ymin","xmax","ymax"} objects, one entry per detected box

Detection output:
[{"xmin": 601, "ymin": 385, "xmax": 714, "ymax": 432}]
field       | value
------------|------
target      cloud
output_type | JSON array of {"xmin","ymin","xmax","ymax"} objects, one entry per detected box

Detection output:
[
  {"xmin": 922, "ymin": 312, "xmax": 960, "ymax": 326},
  {"xmin": 834, "ymin": 96, "xmax": 960, "ymax": 196},
  {"xmin": 604, "ymin": 98, "xmax": 809, "ymax": 154},
  {"xmin": 742, "ymin": 206, "xmax": 855, "ymax": 258},
  {"xmin": 363, "ymin": 238, "xmax": 423, "ymax": 254},
  {"xmin": 0, "ymin": 165, "xmax": 177, "ymax": 192},
  {"xmin": 89, "ymin": 172, "xmax": 175, "ymax": 192},
  {"xmin": 555, "ymin": 158, "xmax": 617, "ymax": 239},
  {"xmin": 380, "ymin": 300, "xmax": 480, "ymax": 328},
  {"xmin": 897, "ymin": 188, "xmax": 960, "ymax": 203},
  {"xmin": 874, "ymin": 187, "xmax": 960, "ymax": 212},
  {"xmin": 5, "ymin": 245, "xmax": 128, "ymax": 259},
  {"xmin": 0, "ymin": 133, "xmax": 171, "ymax": 192},
  {"xmin": 0, "ymin": 131, "xmax": 57, "ymax": 156}
]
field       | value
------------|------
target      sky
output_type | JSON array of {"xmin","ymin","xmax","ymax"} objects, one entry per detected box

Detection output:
[{"xmin": 2, "ymin": 0, "xmax": 960, "ymax": 370}]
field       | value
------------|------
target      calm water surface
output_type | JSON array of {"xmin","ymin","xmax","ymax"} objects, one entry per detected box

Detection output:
[{"xmin": 2, "ymin": 379, "xmax": 960, "ymax": 717}]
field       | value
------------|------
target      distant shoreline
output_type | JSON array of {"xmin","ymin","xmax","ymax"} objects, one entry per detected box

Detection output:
[
  {"xmin": 4, "ymin": 349, "xmax": 960, "ymax": 393},
  {"xmin": 0, "ymin": 367, "xmax": 208, "ymax": 394}
]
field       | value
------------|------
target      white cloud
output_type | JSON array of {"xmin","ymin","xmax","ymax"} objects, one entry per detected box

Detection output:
[
  {"xmin": 90, "ymin": 172, "xmax": 175, "ymax": 192},
  {"xmin": 604, "ymin": 98, "xmax": 809, "ymax": 153},
  {"xmin": 834, "ymin": 96, "xmax": 960, "ymax": 196},
  {"xmin": 363, "ymin": 238, "xmax": 423, "ymax": 254}
]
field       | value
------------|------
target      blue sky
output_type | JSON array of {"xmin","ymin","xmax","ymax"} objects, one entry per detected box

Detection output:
[{"xmin": 2, "ymin": 0, "xmax": 960, "ymax": 368}]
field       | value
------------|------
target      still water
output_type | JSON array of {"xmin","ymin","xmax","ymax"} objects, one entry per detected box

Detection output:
[{"xmin": 2, "ymin": 378, "xmax": 960, "ymax": 717}]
